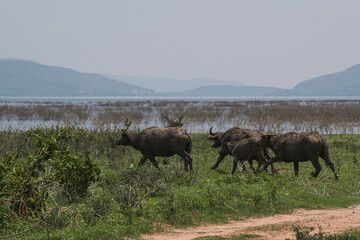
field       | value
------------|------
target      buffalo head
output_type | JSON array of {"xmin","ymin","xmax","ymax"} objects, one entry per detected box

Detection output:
[
  {"xmin": 219, "ymin": 142, "xmax": 235, "ymax": 155},
  {"xmin": 116, "ymin": 125, "xmax": 132, "ymax": 146},
  {"xmin": 261, "ymin": 134, "xmax": 278, "ymax": 149},
  {"xmin": 208, "ymin": 126, "xmax": 224, "ymax": 148}
]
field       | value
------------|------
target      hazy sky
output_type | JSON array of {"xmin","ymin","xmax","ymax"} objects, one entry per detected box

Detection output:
[{"xmin": 1, "ymin": 0, "xmax": 360, "ymax": 89}]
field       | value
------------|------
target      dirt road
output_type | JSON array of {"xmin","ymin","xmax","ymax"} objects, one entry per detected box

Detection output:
[{"xmin": 142, "ymin": 205, "xmax": 360, "ymax": 240}]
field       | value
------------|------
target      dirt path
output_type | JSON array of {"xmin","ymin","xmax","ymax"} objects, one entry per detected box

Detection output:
[{"xmin": 142, "ymin": 205, "xmax": 360, "ymax": 240}]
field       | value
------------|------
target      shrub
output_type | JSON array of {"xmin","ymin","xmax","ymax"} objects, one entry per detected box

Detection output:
[
  {"xmin": 0, "ymin": 127, "xmax": 101, "ymax": 218},
  {"xmin": 161, "ymin": 115, "xmax": 184, "ymax": 127},
  {"xmin": 0, "ymin": 153, "xmax": 48, "ymax": 217}
]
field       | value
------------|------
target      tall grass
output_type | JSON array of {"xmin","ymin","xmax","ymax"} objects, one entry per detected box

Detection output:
[{"xmin": 1, "ymin": 100, "xmax": 360, "ymax": 133}]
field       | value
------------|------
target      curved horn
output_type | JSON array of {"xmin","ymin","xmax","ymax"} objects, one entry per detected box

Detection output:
[
  {"xmin": 123, "ymin": 118, "xmax": 132, "ymax": 133},
  {"xmin": 209, "ymin": 126, "xmax": 216, "ymax": 136},
  {"xmin": 123, "ymin": 125, "xmax": 130, "ymax": 134}
]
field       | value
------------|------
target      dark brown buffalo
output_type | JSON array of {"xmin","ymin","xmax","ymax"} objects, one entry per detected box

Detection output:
[
  {"xmin": 116, "ymin": 126, "xmax": 193, "ymax": 172},
  {"xmin": 208, "ymin": 126, "xmax": 275, "ymax": 172},
  {"xmin": 261, "ymin": 131, "xmax": 339, "ymax": 179},
  {"xmin": 220, "ymin": 138, "xmax": 269, "ymax": 175}
]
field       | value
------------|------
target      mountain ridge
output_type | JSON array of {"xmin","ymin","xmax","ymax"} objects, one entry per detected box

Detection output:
[
  {"xmin": 106, "ymin": 74, "xmax": 244, "ymax": 93},
  {"xmin": 1, "ymin": 59, "xmax": 359, "ymax": 97},
  {"xmin": 0, "ymin": 59, "xmax": 155, "ymax": 96},
  {"xmin": 293, "ymin": 64, "xmax": 360, "ymax": 96}
]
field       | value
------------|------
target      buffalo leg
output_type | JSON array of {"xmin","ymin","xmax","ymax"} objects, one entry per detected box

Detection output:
[
  {"xmin": 231, "ymin": 158, "xmax": 238, "ymax": 175},
  {"xmin": 138, "ymin": 156, "xmax": 147, "ymax": 166},
  {"xmin": 148, "ymin": 156, "xmax": 160, "ymax": 168},
  {"xmin": 184, "ymin": 160, "xmax": 189, "ymax": 172},
  {"xmin": 293, "ymin": 161, "xmax": 299, "ymax": 176},
  {"xmin": 248, "ymin": 159, "xmax": 257, "ymax": 173},
  {"xmin": 255, "ymin": 161, "xmax": 263, "ymax": 173},
  {"xmin": 262, "ymin": 155, "xmax": 281, "ymax": 172},
  {"xmin": 327, "ymin": 161, "xmax": 339, "ymax": 180},
  {"xmin": 270, "ymin": 163, "xmax": 277, "ymax": 173},
  {"xmin": 187, "ymin": 157, "xmax": 193, "ymax": 172},
  {"xmin": 264, "ymin": 148, "xmax": 278, "ymax": 173},
  {"xmin": 310, "ymin": 158, "xmax": 322, "ymax": 177},
  {"xmin": 255, "ymin": 152, "xmax": 267, "ymax": 173},
  {"xmin": 211, "ymin": 153, "xmax": 227, "ymax": 170},
  {"xmin": 320, "ymin": 155, "xmax": 339, "ymax": 180},
  {"xmin": 178, "ymin": 151, "xmax": 193, "ymax": 172},
  {"xmin": 240, "ymin": 160, "xmax": 247, "ymax": 172}
]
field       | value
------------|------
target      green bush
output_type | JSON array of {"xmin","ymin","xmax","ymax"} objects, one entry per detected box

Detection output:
[
  {"xmin": 0, "ymin": 153, "xmax": 48, "ymax": 217},
  {"xmin": 52, "ymin": 150, "xmax": 100, "ymax": 200},
  {"xmin": 0, "ymin": 127, "xmax": 100, "ymax": 218},
  {"xmin": 29, "ymin": 128, "xmax": 100, "ymax": 201}
]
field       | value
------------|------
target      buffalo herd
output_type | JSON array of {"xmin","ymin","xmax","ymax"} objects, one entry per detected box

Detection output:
[{"xmin": 116, "ymin": 126, "xmax": 339, "ymax": 180}]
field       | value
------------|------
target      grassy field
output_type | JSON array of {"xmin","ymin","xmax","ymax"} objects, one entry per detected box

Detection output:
[{"xmin": 1, "ymin": 127, "xmax": 360, "ymax": 239}]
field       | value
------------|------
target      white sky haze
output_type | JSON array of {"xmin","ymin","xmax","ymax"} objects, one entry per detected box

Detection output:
[{"xmin": 1, "ymin": 0, "xmax": 360, "ymax": 88}]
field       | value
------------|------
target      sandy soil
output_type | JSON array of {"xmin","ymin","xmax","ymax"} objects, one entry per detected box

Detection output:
[{"xmin": 142, "ymin": 205, "xmax": 360, "ymax": 240}]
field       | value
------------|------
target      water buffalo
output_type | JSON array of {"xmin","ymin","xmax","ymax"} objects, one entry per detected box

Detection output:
[
  {"xmin": 261, "ymin": 132, "xmax": 339, "ymax": 179},
  {"xmin": 116, "ymin": 126, "xmax": 193, "ymax": 172},
  {"xmin": 220, "ymin": 138, "xmax": 269, "ymax": 175},
  {"xmin": 208, "ymin": 126, "xmax": 276, "ymax": 172}
]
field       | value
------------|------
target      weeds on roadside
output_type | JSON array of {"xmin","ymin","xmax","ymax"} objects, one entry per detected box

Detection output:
[{"xmin": 290, "ymin": 225, "xmax": 358, "ymax": 240}]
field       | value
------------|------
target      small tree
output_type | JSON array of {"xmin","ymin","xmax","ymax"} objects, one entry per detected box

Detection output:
[{"xmin": 161, "ymin": 115, "xmax": 184, "ymax": 127}]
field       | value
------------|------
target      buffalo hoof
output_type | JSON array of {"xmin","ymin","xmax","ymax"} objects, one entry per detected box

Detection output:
[
  {"xmin": 210, "ymin": 165, "xmax": 218, "ymax": 170},
  {"xmin": 311, "ymin": 172, "xmax": 319, "ymax": 178}
]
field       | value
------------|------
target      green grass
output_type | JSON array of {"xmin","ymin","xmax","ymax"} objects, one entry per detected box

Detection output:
[{"xmin": 1, "ymin": 129, "xmax": 360, "ymax": 239}]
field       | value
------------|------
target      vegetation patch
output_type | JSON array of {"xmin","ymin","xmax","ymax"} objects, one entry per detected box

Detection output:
[{"xmin": 0, "ymin": 127, "xmax": 360, "ymax": 239}]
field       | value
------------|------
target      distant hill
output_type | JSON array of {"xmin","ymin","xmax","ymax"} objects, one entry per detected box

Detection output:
[
  {"xmin": 171, "ymin": 64, "xmax": 360, "ymax": 97},
  {"xmin": 294, "ymin": 64, "xmax": 360, "ymax": 96},
  {"xmin": 106, "ymin": 75, "xmax": 244, "ymax": 92},
  {"xmin": 170, "ymin": 85, "xmax": 289, "ymax": 97},
  {"xmin": 1, "ymin": 59, "xmax": 359, "ymax": 97},
  {"xmin": 0, "ymin": 59, "xmax": 155, "ymax": 96}
]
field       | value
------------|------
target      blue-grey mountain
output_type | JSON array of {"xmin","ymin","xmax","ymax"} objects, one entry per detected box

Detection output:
[
  {"xmin": 0, "ymin": 59, "xmax": 155, "ymax": 96},
  {"xmin": 294, "ymin": 64, "xmax": 360, "ymax": 96},
  {"xmin": 1, "ymin": 59, "xmax": 359, "ymax": 97},
  {"xmin": 170, "ymin": 64, "xmax": 360, "ymax": 97},
  {"xmin": 170, "ymin": 85, "xmax": 291, "ymax": 97},
  {"xmin": 107, "ymin": 75, "xmax": 244, "ymax": 93}
]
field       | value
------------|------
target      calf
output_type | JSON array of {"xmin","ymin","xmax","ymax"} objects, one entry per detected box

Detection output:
[
  {"xmin": 220, "ymin": 138, "xmax": 269, "ymax": 175},
  {"xmin": 209, "ymin": 126, "xmax": 275, "ymax": 172}
]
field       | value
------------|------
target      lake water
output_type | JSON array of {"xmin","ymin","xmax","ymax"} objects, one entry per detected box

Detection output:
[{"xmin": 1, "ymin": 96, "xmax": 359, "ymax": 133}]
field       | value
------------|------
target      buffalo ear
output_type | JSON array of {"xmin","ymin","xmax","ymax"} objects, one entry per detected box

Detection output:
[
  {"xmin": 262, "ymin": 135, "xmax": 272, "ymax": 140},
  {"xmin": 225, "ymin": 142, "xmax": 233, "ymax": 152},
  {"xmin": 121, "ymin": 130, "xmax": 129, "ymax": 138},
  {"xmin": 208, "ymin": 136, "xmax": 216, "ymax": 140}
]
